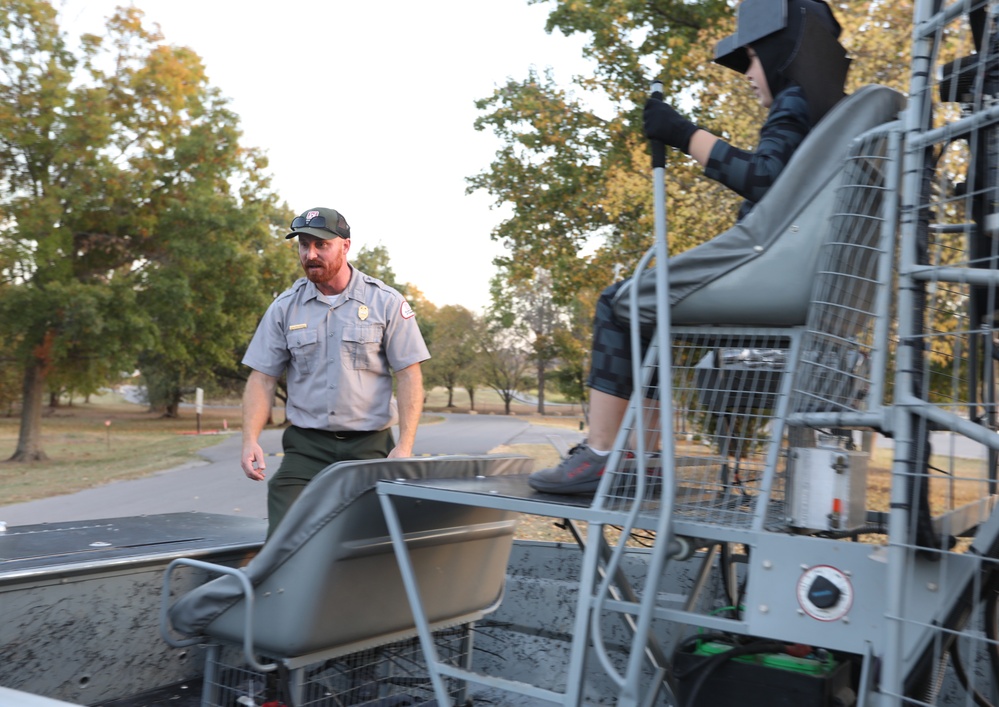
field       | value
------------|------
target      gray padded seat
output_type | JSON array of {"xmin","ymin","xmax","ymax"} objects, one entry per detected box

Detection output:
[
  {"xmin": 613, "ymin": 84, "xmax": 906, "ymax": 327},
  {"xmin": 162, "ymin": 454, "xmax": 529, "ymax": 664}
]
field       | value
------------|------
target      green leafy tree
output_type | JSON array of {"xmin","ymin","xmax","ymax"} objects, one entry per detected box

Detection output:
[
  {"xmin": 0, "ymin": 330, "xmax": 20, "ymax": 416},
  {"xmin": 470, "ymin": 0, "xmax": 923, "ymax": 402},
  {"xmin": 352, "ymin": 244, "xmax": 402, "ymax": 291},
  {"xmin": 550, "ymin": 294, "xmax": 595, "ymax": 414},
  {"xmin": 468, "ymin": 1, "xmax": 733, "ymax": 304},
  {"xmin": 0, "ymin": 1, "xmax": 289, "ymax": 457},
  {"xmin": 423, "ymin": 305, "xmax": 481, "ymax": 408},
  {"xmin": 137, "ymin": 195, "xmax": 297, "ymax": 416},
  {"xmin": 477, "ymin": 310, "xmax": 533, "ymax": 415},
  {"xmin": 459, "ymin": 358, "xmax": 485, "ymax": 411},
  {"xmin": 493, "ymin": 267, "xmax": 567, "ymax": 414},
  {"xmin": 352, "ymin": 244, "xmax": 437, "ymax": 348}
]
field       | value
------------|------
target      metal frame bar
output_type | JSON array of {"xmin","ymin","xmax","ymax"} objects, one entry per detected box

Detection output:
[
  {"xmin": 160, "ymin": 557, "xmax": 276, "ymax": 673},
  {"xmin": 377, "ymin": 486, "xmax": 596, "ymax": 705},
  {"xmin": 882, "ymin": 3, "xmax": 999, "ymax": 704},
  {"xmin": 377, "ymin": 481, "xmax": 680, "ymax": 705}
]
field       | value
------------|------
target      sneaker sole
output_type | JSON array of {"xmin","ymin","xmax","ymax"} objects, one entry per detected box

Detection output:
[{"xmin": 527, "ymin": 477, "xmax": 601, "ymax": 495}]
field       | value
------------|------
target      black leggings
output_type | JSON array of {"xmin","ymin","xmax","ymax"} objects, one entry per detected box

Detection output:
[{"xmin": 587, "ymin": 280, "xmax": 652, "ymax": 400}]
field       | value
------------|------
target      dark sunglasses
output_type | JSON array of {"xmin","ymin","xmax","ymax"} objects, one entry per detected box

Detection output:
[{"xmin": 290, "ymin": 215, "xmax": 348, "ymax": 238}]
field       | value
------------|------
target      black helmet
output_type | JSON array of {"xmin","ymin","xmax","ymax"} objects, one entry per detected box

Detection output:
[{"xmin": 714, "ymin": 0, "xmax": 850, "ymax": 125}]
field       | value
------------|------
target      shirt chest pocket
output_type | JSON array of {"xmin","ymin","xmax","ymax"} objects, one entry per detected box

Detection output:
[
  {"xmin": 286, "ymin": 329, "xmax": 319, "ymax": 374},
  {"xmin": 342, "ymin": 325, "xmax": 384, "ymax": 371}
]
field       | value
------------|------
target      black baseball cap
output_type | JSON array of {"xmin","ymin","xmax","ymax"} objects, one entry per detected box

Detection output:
[{"xmin": 286, "ymin": 207, "xmax": 351, "ymax": 240}]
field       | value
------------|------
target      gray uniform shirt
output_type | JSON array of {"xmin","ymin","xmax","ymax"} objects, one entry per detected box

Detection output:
[{"xmin": 242, "ymin": 266, "xmax": 430, "ymax": 432}]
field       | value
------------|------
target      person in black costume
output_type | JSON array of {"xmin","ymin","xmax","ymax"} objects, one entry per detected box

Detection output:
[{"xmin": 530, "ymin": 0, "xmax": 850, "ymax": 493}]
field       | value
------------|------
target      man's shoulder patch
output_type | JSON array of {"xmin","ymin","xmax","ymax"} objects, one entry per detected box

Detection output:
[{"xmin": 400, "ymin": 300, "xmax": 416, "ymax": 319}]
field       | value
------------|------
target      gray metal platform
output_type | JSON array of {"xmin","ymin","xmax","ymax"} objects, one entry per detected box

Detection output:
[
  {"xmin": 0, "ymin": 513, "xmax": 265, "ymax": 705},
  {"xmin": 0, "ymin": 512, "xmax": 264, "ymax": 578},
  {"xmin": 378, "ymin": 472, "xmax": 665, "ymax": 526}
]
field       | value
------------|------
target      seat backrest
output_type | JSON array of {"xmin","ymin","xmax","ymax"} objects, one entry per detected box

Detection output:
[
  {"xmin": 167, "ymin": 454, "xmax": 530, "ymax": 659},
  {"xmin": 614, "ymin": 85, "xmax": 906, "ymax": 327},
  {"xmin": 789, "ymin": 122, "xmax": 900, "ymax": 414}
]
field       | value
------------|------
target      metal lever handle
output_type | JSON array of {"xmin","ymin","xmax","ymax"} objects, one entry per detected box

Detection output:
[{"xmin": 649, "ymin": 79, "xmax": 665, "ymax": 169}]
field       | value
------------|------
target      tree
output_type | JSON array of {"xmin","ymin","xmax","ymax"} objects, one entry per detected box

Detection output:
[
  {"xmin": 352, "ymin": 244, "xmax": 402, "ymax": 291},
  {"xmin": 472, "ymin": 1, "xmax": 919, "ymax": 288},
  {"xmin": 353, "ymin": 245, "xmax": 438, "ymax": 349},
  {"xmin": 0, "ymin": 337, "xmax": 20, "ymax": 416},
  {"xmin": 459, "ymin": 359, "xmax": 484, "ymax": 412},
  {"xmin": 423, "ymin": 305, "xmax": 481, "ymax": 408},
  {"xmin": 477, "ymin": 313, "xmax": 533, "ymax": 416},
  {"xmin": 492, "ymin": 267, "xmax": 566, "ymax": 414},
  {"xmin": 468, "ymin": 1, "xmax": 736, "ymax": 305},
  {"xmin": 0, "ymin": 2, "xmax": 288, "ymax": 457},
  {"xmin": 549, "ymin": 292, "xmax": 596, "ymax": 419},
  {"xmin": 469, "ymin": 1, "xmax": 925, "ymax": 406},
  {"xmin": 137, "ymin": 201, "xmax": 297, "ymax": 416}
]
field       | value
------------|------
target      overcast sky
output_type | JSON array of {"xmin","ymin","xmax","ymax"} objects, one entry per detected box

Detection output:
[{"xmin": 57, "ymin": 0, "xmax": 595, "ymax": 312}]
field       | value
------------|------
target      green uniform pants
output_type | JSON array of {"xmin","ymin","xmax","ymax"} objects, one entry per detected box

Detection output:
[{"xmin": 267, "ymin": 425, "xmax": 394, "ymax": 536}]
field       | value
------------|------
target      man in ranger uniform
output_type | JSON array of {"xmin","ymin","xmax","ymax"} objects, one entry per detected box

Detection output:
[{"xmin": 240, "ymin": 207, "xmax": 430, "ymax": 536}]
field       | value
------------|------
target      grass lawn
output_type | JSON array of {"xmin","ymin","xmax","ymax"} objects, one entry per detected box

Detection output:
[{"xmin": 0, "ymin": 390, "xmax": 247, "ymax": 505}]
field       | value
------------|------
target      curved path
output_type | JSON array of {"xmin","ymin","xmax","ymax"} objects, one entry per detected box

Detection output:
[{"xmin": 0, "ymin": 413, "xmax": 583, "ymax": 528}]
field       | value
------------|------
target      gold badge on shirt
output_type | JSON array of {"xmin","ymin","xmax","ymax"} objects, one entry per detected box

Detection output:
[{"xmin": 358, "ymin": 305, "xmax": 369, "ymax": 321}]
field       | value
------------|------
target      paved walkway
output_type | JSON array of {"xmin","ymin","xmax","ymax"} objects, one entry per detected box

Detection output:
[{"xmin": 0, "ymin": 413, "xmax": 583, "ymax": 528}]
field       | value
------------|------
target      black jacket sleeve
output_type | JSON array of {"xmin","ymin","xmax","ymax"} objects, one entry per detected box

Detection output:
[{"xmin": 703, "ymin": 85, "xmax": 812, "ymax": 220}]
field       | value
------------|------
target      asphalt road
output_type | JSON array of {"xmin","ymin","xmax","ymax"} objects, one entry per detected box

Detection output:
[{"xmin": 0, "ymin": 413, "xmax": 584, "ymax": 529}]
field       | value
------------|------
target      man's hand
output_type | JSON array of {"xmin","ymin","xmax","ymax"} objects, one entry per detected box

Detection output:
[
  {"xmin": 387, "ymin": 443, "xmax": 413, "ymax": 459},
  {"xmin": 241, "ymin": 442, "xmax": 267, "ymax": 481}
]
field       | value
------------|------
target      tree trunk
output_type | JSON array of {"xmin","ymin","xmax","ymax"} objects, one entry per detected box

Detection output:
[
  {"xmin": 10, "ymin": 357, "xmax": 49, "ymax": 462},
  {"xmin": 162, "ymin": 387, "xmax": 183, "ymax": 418},
  {"xmin": 466, "ymin": 387, "xmax": 476, "ymax": 411},
  {"xmin": 446, "ymin": 386, "xmax": 454, "ymax": 407}
]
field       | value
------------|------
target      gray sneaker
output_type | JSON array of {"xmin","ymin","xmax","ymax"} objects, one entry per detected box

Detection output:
[{"xmin": 528, "ymin": 443, "xmax": 608, "ymax": 494}]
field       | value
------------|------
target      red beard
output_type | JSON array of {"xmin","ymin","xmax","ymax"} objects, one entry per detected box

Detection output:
[{"xmin": 303, "ymin": 256, "xmax": 343, "ymax": 285}]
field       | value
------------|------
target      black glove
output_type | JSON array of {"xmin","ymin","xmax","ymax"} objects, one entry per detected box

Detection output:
[{"xmin": 643, "ymin": 98, "xmax": 699, "ymax": 154}]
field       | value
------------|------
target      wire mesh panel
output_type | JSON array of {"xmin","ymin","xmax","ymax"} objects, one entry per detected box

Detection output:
[
  {"xmin": 201, "ymin": 626, "xmax": 472, "ymax": 707},
  {"xmin": 791, "ymin": 126, "xmax": 896, "ymax": 416},
  {"xmin": 599, "ymin": 329, "xmax": 795, "ymax": 531},
  {"xmin": 596, "ymin": 129, "xmax": 899, "ymax": 537}
]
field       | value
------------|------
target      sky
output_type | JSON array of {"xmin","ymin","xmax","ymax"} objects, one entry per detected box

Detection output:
[{"xmin": 57, "ymin": 0, "xmax": 596, "ymax": 313}]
